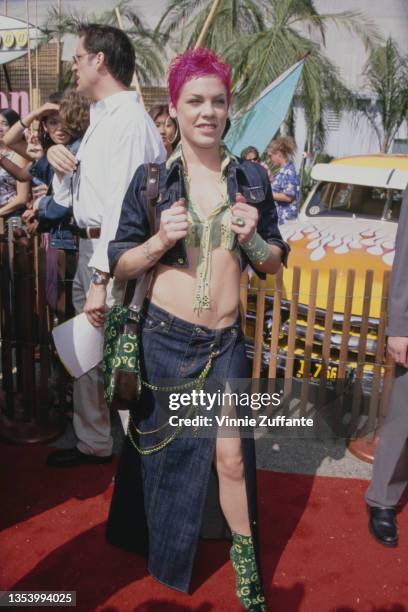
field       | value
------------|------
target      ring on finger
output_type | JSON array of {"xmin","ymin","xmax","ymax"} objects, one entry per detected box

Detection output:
[{"xmin": 234, "ymin": 216, "xmax": 246, "ymax": 227}]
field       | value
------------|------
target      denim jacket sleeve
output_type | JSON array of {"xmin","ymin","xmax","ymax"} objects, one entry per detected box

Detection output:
[
  {"xmin": 108, "ymin": 164, "xmax": 151, "ymax": 275},
  {"xmin": 240, "ymin": 161, "xmax": 290, "ymax": 278},
  {"xmin": 29, "ymin": 156, "xmax": 54, "ymax": 189},
  {"xmin": 37, "ymin": 195, "xmax": 73, "ymax": 231}
]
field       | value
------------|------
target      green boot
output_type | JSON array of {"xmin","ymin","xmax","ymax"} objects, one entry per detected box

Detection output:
[{"xmin": 230, "ymin": 532, "xmax": 267, "ymax": 611}]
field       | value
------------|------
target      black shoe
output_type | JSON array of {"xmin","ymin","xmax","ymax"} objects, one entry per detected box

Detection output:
[
  {"xmin": 369, "ymin": 507, "xmax": 398, "ymax": 547},
  {"xmin": 46, "ymin": 447, "xmax": 112, "ymax": 468}
]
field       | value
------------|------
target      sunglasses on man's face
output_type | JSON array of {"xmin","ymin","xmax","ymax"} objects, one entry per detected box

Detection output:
[{"xmin": 72, "ymin": 52, "xmax": 95, "ymax": 64}]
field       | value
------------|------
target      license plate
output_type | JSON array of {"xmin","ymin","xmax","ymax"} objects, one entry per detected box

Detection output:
[{"xmin": 294, "ymin": 358, "xmax": 339, "ymax": 380}]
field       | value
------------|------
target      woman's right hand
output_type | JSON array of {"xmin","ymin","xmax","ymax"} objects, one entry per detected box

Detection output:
[
  {"xmin": 31, "ymin": 102, "xmax": 60, "ymax": 120},
  {"xmin": 158, "ymin": 198, "xmax": 188, "ymax": 249},
  {"xmin": 47, "ymin": 144, "xmax": 77, "ymax": 174},
  {"xmin": 20, "ymin": 103, "xmax": 60, "ymax": 131}
]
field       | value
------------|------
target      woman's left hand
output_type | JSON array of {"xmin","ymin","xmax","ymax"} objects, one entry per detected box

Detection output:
[{"xmin": 231, "ymin": 192, "xmax": 258, "ymax": 244}]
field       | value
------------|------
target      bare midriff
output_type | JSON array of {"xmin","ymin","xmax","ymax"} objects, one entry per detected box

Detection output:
[{"xmin": 149, "ymin": 245, "xmax": 241, "ymax": 328}]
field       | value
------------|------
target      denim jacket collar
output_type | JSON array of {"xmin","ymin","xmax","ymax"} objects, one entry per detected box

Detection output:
[{"xmin": 164, "ymin": 142, "xmax": 247, "ymax": 190}]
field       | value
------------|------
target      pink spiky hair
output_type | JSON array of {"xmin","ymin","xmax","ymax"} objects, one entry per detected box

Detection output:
[{"xmin": 168, "ymin": 47, "xmax": 232, "ymax": 108}]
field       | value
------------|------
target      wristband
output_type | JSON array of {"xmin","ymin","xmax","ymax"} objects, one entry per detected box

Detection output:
[
  {"xmin": 20, "ymin": 118, "xmax": 28, "ymax": 129},
  {"xmin": 240, "ymin": 232, "xmax": 270, "ymax": 265}
]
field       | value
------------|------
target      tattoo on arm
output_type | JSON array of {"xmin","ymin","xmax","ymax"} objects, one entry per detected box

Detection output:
[{"xmin": 143, "ymin": 240, "xmax": 160, "ymax": 265}]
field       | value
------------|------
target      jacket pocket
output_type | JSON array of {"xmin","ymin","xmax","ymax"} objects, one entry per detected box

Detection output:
[{"xmin": 241, "ymin": 185, "xmax": 265, "ymax": 204}]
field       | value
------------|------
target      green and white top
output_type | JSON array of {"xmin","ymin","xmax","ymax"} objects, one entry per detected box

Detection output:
[{"xmin": 166, "ymin": 144, "xmax": 240, "ymax": 314}]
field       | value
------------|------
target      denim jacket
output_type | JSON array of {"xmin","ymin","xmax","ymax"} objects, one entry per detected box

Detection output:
[
  {"xmin": 108, "ymin": 152, "xmax": 289, "ymax": 278},
  {"xmin": 30, "ymin": 155, "xmax": 54, "ymax": 188},
  {"xmin": 36, "ymin": 138, "xmax": 82, "ymax": 250}
]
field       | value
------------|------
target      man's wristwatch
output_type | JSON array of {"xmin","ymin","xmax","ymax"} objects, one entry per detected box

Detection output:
[{"xmin": 90, "ymin": 269, "xmax": 109, "ymax": 286}]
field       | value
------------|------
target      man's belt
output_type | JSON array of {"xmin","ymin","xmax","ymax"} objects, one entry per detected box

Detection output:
[{"xmin": 77, "ymin": 226, "xmax": 101, "ymax": 239}]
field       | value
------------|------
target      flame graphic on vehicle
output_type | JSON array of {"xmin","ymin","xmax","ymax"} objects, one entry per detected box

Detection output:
[{"xmin": 283, "ymin": 223, "xmax": 395, "ymax": 266}]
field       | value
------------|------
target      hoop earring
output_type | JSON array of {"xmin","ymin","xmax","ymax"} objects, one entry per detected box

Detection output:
[{"xmin": 168, "ymin": 119, "xmax": 179, "ymax": 145}]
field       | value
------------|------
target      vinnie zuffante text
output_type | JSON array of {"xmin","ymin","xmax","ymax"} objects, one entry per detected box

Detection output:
[{"xmin": 167, "ymin": 390, "xmax": 314, "ymax": 428}]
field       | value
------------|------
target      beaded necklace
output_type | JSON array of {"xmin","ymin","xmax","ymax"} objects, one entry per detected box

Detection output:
[{"xmin": 173, "ymin": 145, "xmax": 239, "ymax": 314}]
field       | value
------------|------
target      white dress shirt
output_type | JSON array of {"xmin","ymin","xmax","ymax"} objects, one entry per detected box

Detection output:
[{"xmin": 53, "ymin": 90, "xmax": 166, "ymax": 272}]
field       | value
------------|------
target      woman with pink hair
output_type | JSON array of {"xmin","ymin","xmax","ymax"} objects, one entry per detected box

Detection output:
[{"xmin": 106, "ymin": 48, "xmax": 288, "ymax": 610}]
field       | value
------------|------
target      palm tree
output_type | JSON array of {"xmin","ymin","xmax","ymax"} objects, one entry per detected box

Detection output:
[
  {"xmin": 361, "ymin": 37, "xmax": 408, "ymax": 153},
  {"xmin": 42, "ymin": 0, "xmax": 165, "ymax": 86},
  {"xmin": 157, "ymin": 0, "xmax": 381, "ymax": 152},
  {"xmin": 157, "ymin": 0, "xmax": 268, "ymax": 52}
]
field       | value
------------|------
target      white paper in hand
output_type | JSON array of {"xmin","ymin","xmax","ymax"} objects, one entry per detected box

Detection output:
[{"xmin": 52, "ymin": 312, "xmax": 104, "ymax": 378}]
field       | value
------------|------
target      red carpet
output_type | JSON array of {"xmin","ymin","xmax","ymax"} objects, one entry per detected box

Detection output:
[{"xmin": 1, "ymin": 443, "xmax": 408, "ymax": 612}]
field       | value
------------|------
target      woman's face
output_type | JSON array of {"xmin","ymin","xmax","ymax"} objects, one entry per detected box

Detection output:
[
  {"xmin": 245, "ymin": 150, "xmax": 259, "ymax": 162},
  {"xmin": 169, "ymin": 75, "xmax": 229, "ymax": 150},
  {"xmin": 43, "ymin": 112, "xmax": 70, "ymax": 145},
  {"xmin": 154, "ymin": 112, "xmax": 169, "ymax": 146},
  {"xmin": 164, "ymin": 116, "xmax": 176, "ymax": 146},
  {"xmin": 268, "ymin": 149, "xmax": 286, "ymax": 167},
  {"xmin": 0, "ymin": 116, "xmax": 10, "ymax": 139}
]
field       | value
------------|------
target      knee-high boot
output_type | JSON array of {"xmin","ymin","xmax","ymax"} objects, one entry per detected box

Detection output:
[{"xmin": 230, "ymin": 532, "xmax": 267, "ymax": 611}]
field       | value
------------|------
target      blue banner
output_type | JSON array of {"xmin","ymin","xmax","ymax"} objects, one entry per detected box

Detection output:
[{"xmin": 225, "ymin": 60, "xmax": 305, "ymax": 157}]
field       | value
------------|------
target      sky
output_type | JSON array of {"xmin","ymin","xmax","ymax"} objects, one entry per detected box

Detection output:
[{"xmin": 3, "ymin": 0, "xmax": 165, "ymax": 28}]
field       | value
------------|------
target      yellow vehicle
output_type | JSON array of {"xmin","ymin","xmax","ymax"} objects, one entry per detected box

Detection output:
[{"xmin": 246, "ymin": 154, "xmax": 408, "ymax": 386}]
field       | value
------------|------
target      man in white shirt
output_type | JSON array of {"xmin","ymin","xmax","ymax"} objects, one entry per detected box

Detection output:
[{"xmin": 46, "ymin": 24, "xmax": 165, "ymax": 468}]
